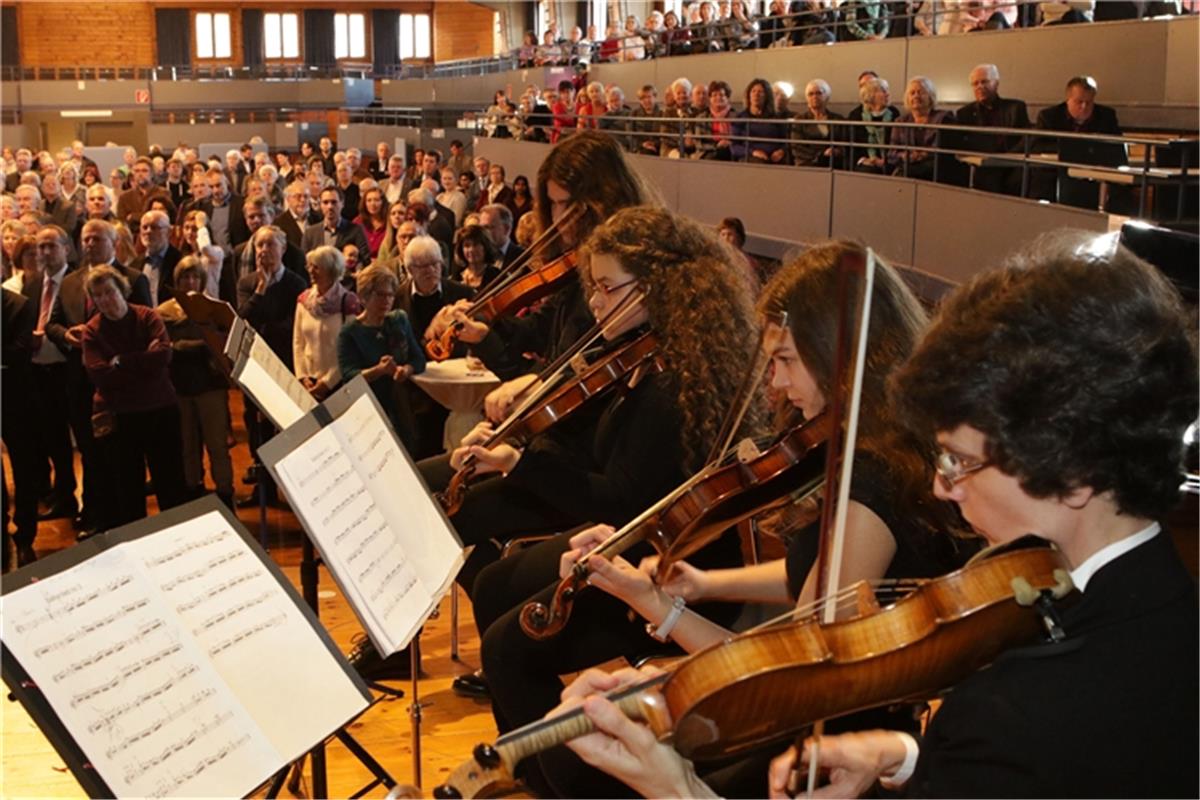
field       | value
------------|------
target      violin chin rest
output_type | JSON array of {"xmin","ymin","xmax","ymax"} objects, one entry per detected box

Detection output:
[
  {"xmin": 1050, "ymin": 569, "xmax": 1075, "ymax": 599},
  {"xmin": 1010, "ymin": 576, "xmax": 1039, "ymax": 607}
]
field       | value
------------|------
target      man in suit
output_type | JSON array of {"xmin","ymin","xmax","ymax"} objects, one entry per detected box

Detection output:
[
  {"xmin": 232, "ymin": 197, "xmax": 306, "ymax": 283},
  {"xmin": 130, "ymin": 209, "xmax": 182, "ymax": 305},
  {"xmin": 5, "ymin": 148, "xmax": 33, "ymax": 194},
  {"xmin": 318, "ymin": 136, "xmax": 337, "ymax": 178},
  {"xmin": 46, "ymin": 220, "xmax": 151, "ymax": 536},
  {"xmin": 371, "ymin": 141, "xmax": 392, "ymax": 182},
  {"xmin": 200, "ymin": 169, "xmax": 248, "ymax": 249},
  {"xmin": 25, "ymin": 226, "xmax": 79, "ymax": 524},
  {"xmin": 394, "ymin": 235, "xmax": 474, "ymax": 459},
  {"xmin": 465, "ymin": 156, "xmax": 490, "ymax": 211},
  {"xmin": 479, "ymin": 204, "xmax": 524, "ymax": 270},
  {"xmin": 236, "ymin": 225, "xmax": 307, "ymax": 506},
  {"xmin": 956, "ymin": 63, "xmax": 1031, "ymax": 196},
  {"xmin": 2, "ymin": 285, "xmax": 38, "ymax": 566},
  {"xmin": 382, "ymin": 155, "xmax": 408, "ymax": 207},
  {"xmin": 276, "ymin": 181, "xmax": 309, "ymax": 250},
  {"xmin": 40, "ymin": 173, "xmax": 78, "ymax": 234},
  {"xmin": 301, "ymin": 187, "xmax": 370, "ymax": 265},
  {"xmin": 1035, "ymin": 75, "xmax": 1128, "ymax": 210}
]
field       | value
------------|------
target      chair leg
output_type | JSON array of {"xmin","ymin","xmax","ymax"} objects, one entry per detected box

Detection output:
[{"xmin": 449, "ymin": 584, "xmax": 460, "ymax": 661}]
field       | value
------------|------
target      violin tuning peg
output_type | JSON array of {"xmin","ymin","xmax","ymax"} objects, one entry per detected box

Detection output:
[
  {"xmin": 1050, "ymin": 569, "xmax": 1075, "ymax": 599},
  {"xmin": 1010, "ymin": 576, "xmax": 1038, "ymax": 607}
]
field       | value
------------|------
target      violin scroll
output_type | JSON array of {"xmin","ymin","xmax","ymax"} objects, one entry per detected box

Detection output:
[
  {"xmin": 437, "ymin": 466, "xmax": 473, "ymax": 517},
  {"xmin": 426, "ymin": 321, "xmax": 462, "ymax": 362},
  {"xmin": 518, "ymin": 569, "xmax": 584, "ymax": 640},
  {"xmin": 433, "ymin": 744, "xmax": 518, "ymax": 800}
]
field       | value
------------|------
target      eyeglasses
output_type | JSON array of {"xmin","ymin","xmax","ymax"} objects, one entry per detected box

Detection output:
[
  {"xmin": 590, "ymin": 278, "xmax": 637, "ymax": 298},
  {"xmin": 935, "ymin": 450, "xmax": 991, "ymax": 490}
]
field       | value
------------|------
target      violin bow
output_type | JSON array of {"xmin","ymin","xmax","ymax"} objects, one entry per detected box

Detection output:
[
  {"xmin": 804, "ymin": 247, "xmax": 877, "ymax": 798},
  {"xmin": 470, "ymin": 202, "xmax": 586, "ymax": 308},
  {"xmin": 701, "ymin": 314, "xmax": 777, "ymax": 471}
]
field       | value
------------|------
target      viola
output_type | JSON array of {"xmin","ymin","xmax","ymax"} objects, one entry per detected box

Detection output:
[
  {"xmin": 438, "ymin": 330, "xmax": 663, "ymax": 516},
  {"xmin": 425, "ymin": 251, "xmax": 579, "ymax": 361},
  {"xmin": 435, "ymin": 538, "xmax": 1076, "ymax": 798},
  {"xmin": 519, "ymin": 412, "xmax": 834, "ymax": 640}
]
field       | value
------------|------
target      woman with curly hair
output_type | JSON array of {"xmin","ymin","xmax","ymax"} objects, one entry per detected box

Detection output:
[{"xmin": 443, "ymin": 206, "xmax": 765, "ymax": 792}]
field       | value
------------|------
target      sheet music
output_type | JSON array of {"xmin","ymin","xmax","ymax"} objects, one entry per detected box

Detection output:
[
  {"xmin": 229, "ymin": 320, "xmax": 316, "ymax": 430},
  {"xmin": 1, "ymin": 510, "xmax": 368, "ymax": 798},
  {"xmin": 272, "ymin": 392, "xmax": 463, "ymax": 655}
]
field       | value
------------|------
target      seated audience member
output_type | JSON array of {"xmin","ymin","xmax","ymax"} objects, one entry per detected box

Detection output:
[
  {"xmin": 732, "ymin": 78, "xmax": 788, "ymax": 164},
  {"xmin": 536, "ymin": 29, "xmax": 564, "ymax": 66},
  {"xmin": 888, "ymin": 76, "xmax": 961, "ymax": 183},
  {"xmin": 1039, "ymin": 1, "xmax": 1096, "ymax": 24},
  {"xmin": 849, "ymin": 76, "xmax": 900, "ymax": 173},
  {"xmin": 302, "ymin": 187, "xmax": 371, "ymax": 266},
  {"xmin": 690, "ymin": 1, "xmax": 725, "ymax": 51},
  {"xmin": 840, "ymin": 0, "xmax": 892, "ymax": 39},
  {"xmin": 293, "ymin": 245, "xmax": 361, "ymax": 401},
  {"xmin": 697, "ymin": 81, "xmax": 735, "ymax": 161},
  {"xmin": 452, "ymin": 224, "xmax": 502, "ymax": 290},
  {"xmin": 551, "ymin": 81, "xmax": 578, "ymax": 144},
  {"xmin": 798, "ymin": 0, "xmax": 839, "ymax": 43},
  {"xmin": 356, "ymin": 186, "xmax": 389, "ymax": 259},
  {"xmin": 630, "ymin": 85, "xmax": 666, "ymax": 157},
  {"xmin": 576, "ymin": 82, "xmax": 607, "ymax": 131},
  {"xmin": 773, "ymin": 82, "xmax": 794, "ymax": 117},
  {"xmin": 552, "ymin": 232, "xmax": 1199, "ymax": 800},
  {"xmin": 957, "ymin": 63, "xmax": 1032, "ymax": 196},
  {"xmin": 156, "ymin": 256, "xmax": 234, "ymax": 508},
  {"xmin": 758, "ymin": 0, "xmax": 795, "ymax": 47},
  {"xmin": 1035, "ymin": 75, "xmax": 1129, "ymax": 210},
  {"xmin": 597, "ymin": 86, "xmax": 633, "ymax": 151},
  {"xmin": 662, "ymin": 10, "xmax": 693, "ymax": 55},
  {"xmin": 338, "ymin": 265, "xmax": 427, "ymax": 452},
  {"xmin": 620, "ymin": 15, "xmax": 648, "ymax": 61},
  {"xmin": 723, "ymin": 0, "xmax": 759, "ymax": 50},
  {"xmin": 597, "ymin": 24, "xmax": 622, "ymax": 62},
  {"xmin": 81, "ymin": 265, "xmax": 188, "ymax": 528},
  {"xmin": 792, "ymin": 79, "xmax": 844, "ymax": 168},
  {"xmin": 518, "ymin": 30, "xmax": 538, "ymax": 67}
]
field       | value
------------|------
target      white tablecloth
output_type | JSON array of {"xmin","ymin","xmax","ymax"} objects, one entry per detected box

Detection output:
[{"xmin": 412, "ymin": 358, "xmax": 501, "ymax": 451}]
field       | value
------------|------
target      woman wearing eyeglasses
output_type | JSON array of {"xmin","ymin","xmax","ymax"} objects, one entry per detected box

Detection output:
[{"xmin": 461, "ymin": 241, "xmax": 973, "ymax": 799}]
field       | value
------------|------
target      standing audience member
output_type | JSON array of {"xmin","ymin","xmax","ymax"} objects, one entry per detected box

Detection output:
[
  {"xmin": 302, "ymin": 187, "xmax": 371, "ymax": 266},
  {"xmin": 437, "ymin": 168, "xmax": 469, "ymax": 232},
  {"xmin": 479, "ymin": 204, "xmax": 524, "ymax": 269},
  {"xmin": 453, "ymin": 225, "xmax": 501, "ymax": 290},
  {"xmin": 293, "ymin": 245, "xmax": 361, "ymax": 401},
  {"xmin": 156, "ymin": 256, "xmax": 234, "ymax": 508},
  {"xmin": 356, "ymin": 186, "xmax": 389, "ymax": 259},
  {"xmin": 131, "ymin": 209, "xmax": 182, "ymax": 304},
  {"xmin": 2, "ymin": 284, "xmax": 37, "ymax": 566},
  {"xmin": 338, "ymin": 265, "xmax": 427, "ymax": 451},
  {"xmin": 81, "ymin": 265, "xmax": 188, "ymax": 528}
]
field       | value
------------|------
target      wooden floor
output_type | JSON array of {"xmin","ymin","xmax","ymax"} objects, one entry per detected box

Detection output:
[{"xmin": 1, "ymin": 396, "xmax": 506, "ymax": 800}]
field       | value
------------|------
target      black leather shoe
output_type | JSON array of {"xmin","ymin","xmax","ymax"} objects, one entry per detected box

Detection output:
[
  {"xmin": 347, "ymin": 634, "xmax": 412, "ymax": 681},
  {"xmin": 241, "ymin": 467, "xmax": 259, "ymax": 485},
  {"xmin": 38, "ymin": 498, "xmax": 79, "ymax": 521},
  {"xmin": 451, "ymin": 670, "xmax": 490, "ymax": 699},
  {"xmin": 75, "ymin": 525, "xmax": 102, "ymax": 543}
]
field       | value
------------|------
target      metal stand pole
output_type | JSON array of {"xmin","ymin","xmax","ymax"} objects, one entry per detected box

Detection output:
[
  {"xmin": 409, "ymin": 631, "xmax": 424, "ymax": 788},
  {"xmin": 449, "ymin": 586, "xmax": 460, "ymax": 661}
]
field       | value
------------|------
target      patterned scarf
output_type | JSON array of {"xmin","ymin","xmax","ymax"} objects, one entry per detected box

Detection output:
[{"xmin": 301, "ymin": 281, "xmax": 362, "ymax": 318}]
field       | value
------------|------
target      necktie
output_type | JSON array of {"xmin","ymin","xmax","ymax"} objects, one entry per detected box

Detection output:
[{"xmin": 37, "ymin": 278, "xmax": 54, "ymax": 331}]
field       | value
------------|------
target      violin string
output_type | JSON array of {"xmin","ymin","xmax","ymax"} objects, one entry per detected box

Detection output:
[
  {"xmin": 742, "ymin": 578, "xmax": 926, "ymax": 635},
  {"xmin": 470, "ymin": 203, "xmax": 582, "ymax": 307}
]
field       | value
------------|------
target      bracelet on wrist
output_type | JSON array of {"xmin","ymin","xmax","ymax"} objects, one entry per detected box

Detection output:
[{"xmin": 646, "ymin": 594, "xmax": 686, "ymax": 642}]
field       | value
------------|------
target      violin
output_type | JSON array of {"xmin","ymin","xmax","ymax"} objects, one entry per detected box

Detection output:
[
  {"xmin": 435, "ymin": 537, "xmax": 1077, "ymax": 798},
  {"xmin": 438, "ymin": 330, "xmax": 663, "ymax": 516},
  {"xmin": 426, "ymin": 251, "xmax": 579, "ymax": 361},
  {"xmin": 519, "ymin": 412, "xmax": 834, "ymax": 640}
]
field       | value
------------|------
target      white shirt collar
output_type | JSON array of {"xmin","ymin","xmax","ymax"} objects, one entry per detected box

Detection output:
[{"xmin": 1069, "ymin": 522, "xmax": 1160, "ymax": 592}]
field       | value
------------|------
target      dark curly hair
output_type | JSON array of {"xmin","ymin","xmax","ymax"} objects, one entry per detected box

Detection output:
[
  {"xmin": 581, "ymin": 206, "xmax": 766, "ymax": 471},
  {"xmin": 758, "ymin": 241, "xmax": 963, "ymax": 537},
  {"xmin": 535, "ymin": 131, "xmax": 658, "ymax": 259},
  {"xmin": 891, "ymin": 231, "xmax": 1198, "ymax": 520}
]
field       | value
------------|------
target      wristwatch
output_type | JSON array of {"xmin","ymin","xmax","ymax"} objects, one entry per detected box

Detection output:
[{"xmin": 646, "ymin": 595, "xmax": 686, "ymax": 642}]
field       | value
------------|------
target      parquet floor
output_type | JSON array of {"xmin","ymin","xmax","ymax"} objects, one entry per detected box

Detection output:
[{"xmin": 0, "ymin": 394, "xmax": 507, "ymax": 800}]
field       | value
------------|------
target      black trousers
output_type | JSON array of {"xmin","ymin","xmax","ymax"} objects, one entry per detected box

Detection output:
[
  {"xmin": 31, "ymin": 363, "xmax": 77, "ymax": 501},
  {"xmin": 108, "ymin": 405, "xmax": 189, "ymax": 528},
  {"xmin": 416, "ymin": 454, "xmax": 578, "ymax": 595},
  {"xmin": 2, "ymin": 370, "xmax": 40, "ymax": 546},
  {"xmin": 64, "ymin": 362, "xmax": 112, "ymax": 527}
]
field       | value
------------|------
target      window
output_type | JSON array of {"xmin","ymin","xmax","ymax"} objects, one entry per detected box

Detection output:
[
  {"xmin": 334, "ymin": 13, "xmax": 367, "ymax": 60},
  {"xmin": 195, "ymin": 12, "xmax": 231, "ymax": 59},
  {"xmin": 586, "ymin": 0, "xmax": 607, "ymax": 31},
  {"xmin": 399, "ymin": 13, "xmax": 431, "ymax": 60},
  {"xmin": 264, "ymin": 12, "xmax": 300, "ymax": 59}
]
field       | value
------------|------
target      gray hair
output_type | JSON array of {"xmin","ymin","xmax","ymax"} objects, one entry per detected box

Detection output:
[
  {"xmin": 252, "ymin": 224, "xmax": 287, "ymax": 250},
  {"xmin": 805, "ymin": 79, "xmax": 832, "ymax": 99},
  {"xmin": 14, "ymin": 184, "xmax": 42, "ymax": 210},
  {"xmin": 404, "ymin": 235, "xmax": 443, "ymax": 268},
  {"xmin": 480, "ymin": 203, "xmax": 513, "ymax": 234},
  {"xmin": 407, "ymin": 187, "xmax": 435, "ymax": 208},
  {"xmin": 82, "ymin": 218, "xmax": 117, "ymax": 242},
  {"xmin": 669, "ymin": 77, "xmax": 693, "ymax": 95},
  {"xmin": 356, "ymin": 264, "xmax": 400, "ymax": 298},
  {"xmin": 306, "ymin": 245, "xmax": 346, "ymax": 281},
  {"xmin": 858, "ymin": 76, "xmax": 890, "ymax": 105},
  {"xmin": 972, "ymin": 63, "xmax": 1000, "ymax": 82},
  {"xmin": 905, "ymin": 76, "xmax": 937, "ymax": 111}
]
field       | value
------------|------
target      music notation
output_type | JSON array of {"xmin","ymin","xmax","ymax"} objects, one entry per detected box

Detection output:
[
  {"xmin": 192, "ymin": 591, "xmax": 274, "ymax": 636},
  {"xmin": 123, "ymin": 710, "xmax": 236, "ymax": 782},
  {"xmin": 34, "ymin": 598, "xmax": 151, "ymax": 657},
  {"xmin": 174, "ymin": 571, "xmax": 259, "ymax": 614},
  {"xmin": 297, "ymin": 448, "xmax": 341, "ymax": 489},
  {"xmin": 104, "ymin": 688, "xmax": 219, "ymax": 759},
  {"xmin": 87, "ymin": 664, "xmax": 201, "ymax": 734},
  {"xmin": 70, "ymin": 643, "xmax": 184, "ymax": 708},
  {"xmin": 52, "ymin": 619, "xmax": 165, "ymax": 683},
  {"xmin": 345, "ymin": 522, "xmax": 386, "ymax": 564},
  {"xmin": 144, "ymin": 530, "xmax": 233, "ymax": 568},
  {"xmin": 320, "ymin": 486, "xmax": 367, "ymax": 528},
  {"xmin": 381, "ymin": 574, "xmax": 420, "ymax": 620},
  {"xmin": 207, "ymin": 613, "xmax": 287, "ymax": 657},
  {"xmin": 159, "ymin": 548, "xmax": 250, "ymax": 592},
  {"xmin": 334, "ymin": 510, "xmax": 371, "ymax": 546},
  {"xmin": 147, "ymin": 734, "xmax": 254, "ymax": 799}
]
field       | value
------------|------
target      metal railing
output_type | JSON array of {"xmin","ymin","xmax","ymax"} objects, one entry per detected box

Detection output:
[
  {"xmin": 472, "ymin": 111, "xmax": 1197, "ymax": 220},
  {"xmin": 146, "ymin": 104, "xmax": 483, "ymax": 130},
  {"xmin": 7, "ymin": 3, "xmax": 1191, "ymax": 83}
]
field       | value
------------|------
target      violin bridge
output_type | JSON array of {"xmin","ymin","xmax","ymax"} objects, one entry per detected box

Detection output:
[
  {"xmin": 735, "ymin": 437, "xmax": 762, "ymax": 463},
  {"xmin": 853, "ymin": 581, "xmax": 881, "ymax": 617},
  {"xmin": 569, "ymin": 352, "xmax": 590, "ymax": 376}
]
